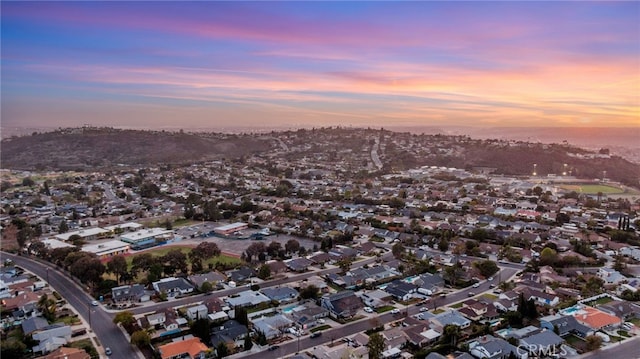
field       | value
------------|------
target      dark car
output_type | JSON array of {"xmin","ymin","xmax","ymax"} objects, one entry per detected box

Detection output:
[
  {"xmin": 310, "ymin": 332, "xmax": 322, "ymax": 338},
  {"xmin": 268, "ymin": 345, "xmax": 280, "ymax": 351}
]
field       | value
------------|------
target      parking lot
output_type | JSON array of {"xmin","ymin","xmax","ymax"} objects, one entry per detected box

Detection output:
[{"xmin": 173, "ymin": 222, "xmax": 321, "ymax": 256}]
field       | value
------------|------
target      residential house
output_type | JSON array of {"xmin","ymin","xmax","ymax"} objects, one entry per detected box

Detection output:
[
  {"xmin": 430, "ymin": 310, "xmax": 471, "ymax": 331},
  {"xmin": 597, "ymin": 268, "xmax": 626, "ymax": 285},
  {"xmin": 266, "ymin": 261, "xmax": 288, "ymax": 275},
  {"xmin": 285, "ymin": 257, "xmax": 313, "ymax": 272},
  {"xmin": 186, "ymin": 304, "xmax": 208, "ymax": 321},
  {"xmin": 158, "ymin": 336, "xmax": 208, "ymax": 359},
  {"xmin": 40, "ymin": 347, "xmax": 90, "ymax": 359},
  {"xmin": 284, "ymin": 301, "xmax": 329, "ymax": 329},
  {"xmin": 187, "ymin": 271, "xmax": 226, "ymax": 289},
  {"xmin": 225, "ymin": 290, "xmax": 271, "ymax": 308},
  {"xmin": 261, "ymin": 287, "xmax": 299, "ymax": 304},
  {"xmin": 571, "ymin": 306, "xmax": 622, "ymax": 331},
  {"xmin": 321, "ymin": 290, "xmax": 364, "ymax": 319},
  {"xmin": 518, "ymin": 330, "xmax": 564, "ymax": 357},
  {"xmin": 468, "ymin": 335, "xmax": 523, "ymax": 359},
  {"xmin": 540, "ymin": 314, "xmax": 593, "ymax": 338},
  {"xmin": 111, "ymin": 284, "xmax": 150, "ymax": 307},
  {"xmin": 32, "ymin": 324, "xmax": 72, "ymax": 354},
  {"xmin": 358, "ymin": 289, "xmax": 393, "ymax": 309},
  {"xmin": 22, "ymin": 316, "xmax": 49, "ymax": 335},
  {"xmin": 252, "ymin": 314, "xmax": 294, "ymax": 339},
  {"xmin": 385, "ymin": 280, "xmax": 417, "ymax": 301},
  {"xmin": 152, "ymin": 277, "xmax": 195, "ymax": 298},
  {"xmin": 227, "ymin": 267, "xmax": 256, "ymax": 283},
  {"xmin": 598, "ymin": 300, "xmax": 640, "ymax": 321},
  {"xmin": 210, "ymin": 320, "xmax": 248, "ymax": 351},
  {"xmin": 413, "ymin": 273, "xmax": 445, "ymax": 294}
]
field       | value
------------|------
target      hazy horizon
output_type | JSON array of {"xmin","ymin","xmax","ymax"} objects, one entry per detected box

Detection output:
[{"xmin": 2, "ymin": 2, "xmax": 638, "ymax": 130}]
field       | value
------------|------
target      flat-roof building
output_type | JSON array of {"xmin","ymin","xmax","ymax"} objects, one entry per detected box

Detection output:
[
  {"xmin": 213, "ymin": 222, "xmax": 248, "ymax": 236},
  {"xmin": 82, "ymin": 240, "xmax": 130, "ymax": 259},
  {"xmin": 120, "ymin": 228, "xmax": 173, "ymax": 250}
]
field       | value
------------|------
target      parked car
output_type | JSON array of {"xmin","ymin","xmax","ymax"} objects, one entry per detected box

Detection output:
[
  {"xmin": 390, "ymin": 309, "xmax": 400, "ymax": 314},
  {"xmin": 268, "ymin": 345, "xmax": 280, "ymax": 351},
  {"xmin": 420, "ymin": 307, "xmax": 428, "ymax": 312},
  {"xmin": 472, "ymin": 282, "xmax": 480, "ymax": 288},
  {"xmin": 105, "ymin": 348, "xmax": 112, "ymax": 356},
  {"xmin": 316, "ymin": 319, "xmax": 325, "ymax": 324},
  {"xmin": 467, "ymin": 292, "xmax": 475, "ymax": 297},
  {"xmin": 91, "ymin": 300, "xmax": 99, "ymax": 306},
  {"xmin": 310, "ymin": 332, "xmax": 322, "ymax": 338},
  {"xmin": 364, "ymin": 307, "xmax": 374, "ymax": 313}
]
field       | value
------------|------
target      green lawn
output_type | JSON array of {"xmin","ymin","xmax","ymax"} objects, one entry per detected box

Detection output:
[
  {"xmin": 449, "ymin": 303, "xmax": 463, "ymax": 309},
  {"xmin": 310, "ymin": 325, "xmax": 331, "ymax": 332},
  {"xmin": 559, "ymin": 184, "xmax": 625, "ymax": 194},
  {"xmin": 375, "ymin": 305, "xmax": 396, "ymax": 313},
  {"xmin": 630, "ymin": 318, "xmax": 640, "ymax": 326},
  {"xmin": 481, "ymin": 293, "xmax": 498, "ymax": 300},
  {"xmin": 585, "ymin": 296, "xmax": 613, "ymax": 306},
  {"xmin": 124, "ymin": 246, "xmax": 242, "ymax": 270}
]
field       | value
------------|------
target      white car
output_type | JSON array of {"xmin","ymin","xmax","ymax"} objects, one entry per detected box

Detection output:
[
  {"xmin": 390, "ymin": 309, "xmax": 400, "ymax": 314},
  {"xmin": 472, "ymin": 282, "xmax": 480, "ymax": 288},
  {"xmin": 420, "ymin": 307, "xmax": 428, "ymax": 312},
  {"xmin": 364, "ymin": 307, "xmax": 374, "ymax": 313},
  {"xmin": 90, "ymin": 300, "xmax": 99, "ymax": 306},
  {"xmin": 316, "ymin": 319, "xmax": 325, "ymax": 324}
]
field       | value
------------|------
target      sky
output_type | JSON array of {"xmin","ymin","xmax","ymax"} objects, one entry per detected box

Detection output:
[{"xmin": 1, "ymin": 1, "xmax": 639, "ymax": 130}]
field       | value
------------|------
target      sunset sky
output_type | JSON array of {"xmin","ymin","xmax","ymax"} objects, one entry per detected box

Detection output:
[{"xmin": 2, "ymin": 1, "xmax": 639, "ymax": 129}]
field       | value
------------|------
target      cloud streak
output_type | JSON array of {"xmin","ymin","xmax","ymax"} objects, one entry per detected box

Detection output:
[{"xmin": 1, "ymin": 1, "xmax": 638, "ymax": 128}]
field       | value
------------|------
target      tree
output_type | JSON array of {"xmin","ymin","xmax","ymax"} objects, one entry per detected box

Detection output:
[
  {"xmin": 441, "ymin": 324, "xmax": 461, "ymax": 347},
  {"xmin": 162, "ymin": 249, "xmax": 188, "ymax": 275},
  {"xmin": 130, "ymin": 330, "xmax": 151, "ymax": 347},
  {"xmin": 107, "ymin": 255, "xmax": 128, "ymax": 284},
  {"xmin": 191, "ymin": 318, "xmax": 211, "ymax": 343},
  {"xmin": 299, "ymin": 285, "xmax": 320, "ymax": 300},
  {"xmin": 131, "ymin": 253, "xmax": 155, "ymax": 276},
  {"xmin": 72, "ymin": 256, "xmax": 105, "ymax": 288},
  {"xmin": 257, "ymin": 264, "xmax": 271, "ymax": 280},
  {"xmin": 438, "ymin": 238, "xmax": 449, "ymax": 252},
  {"xmin": 244, "ymin": 330, "xmax": 253, "ymax": 351},
  {"xmin": 235, "ymin": 306, "xmax": 249, "ymax": 326},
  {"xmin": 392, "ymin": 242, "xmax": 405, "ymax": 259},
  {"xmin": 585, "ymin": 335, "xmax": 602, "ymax": 351},
  {"xmin": 473, "ymin": 260, "xmax": 499, "ymax": 278},
  {"xmin": 201, "ymin": 281, "xmax": 214, "ymax": 293},
  {"xmin": 22, "ymin": 176, "xmax": 35, "ymax": 187},
  {"xmin": 367, "ymin": 332, "xmax": 385, "ymax": 359},
  {"xmin": 216, "ymin": 342, "xmax": 229, "ymax": 358},
  {"xmin": 285, "ymin": 239, "xmax": 300, "ymax": 254},
  {"xmin": 194, "ymin": 242, "xmax": 221, "ymax": 259},
  {"xmin": 113, "ymin": 311, "xmax": 136, "ymax": 327},
  {"xmin": 58, "ymin": 220, "xmax": 69, "ymax": 234},
  {"xmin": 539, "ymin": 247, "xmax": 558, "ymax": 266},
  {"xmin": 38, "ymin": 293, "xmax": 57, "ymax": 322},
  {"xmin": 337, "ymin": 258, "xmax": 352, "ymax": 274},
  {"xmin": 443, "ymin": 262, "xmax": 463, "ymax": 286}
]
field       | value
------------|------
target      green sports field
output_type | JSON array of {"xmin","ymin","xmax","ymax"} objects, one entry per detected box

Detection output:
[{"xmin": 559, "ymin": 184, "xmax": 625, "ymax": 194}]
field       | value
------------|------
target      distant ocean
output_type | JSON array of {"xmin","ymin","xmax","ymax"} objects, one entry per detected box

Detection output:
[{"xmin": 387, "ymin": 126, "xmax": 640, "ymax": 149}]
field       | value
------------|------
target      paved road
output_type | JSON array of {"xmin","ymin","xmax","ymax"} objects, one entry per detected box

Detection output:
[
  {"xmin": 1, "ymin": 252, "xmax": 136, "ymax": 359},
  {"xmin": 578, "ymin": 337, "xmax": 640, "ymax": 359},
  {"xmin": 243, "ymin": 266, "xmax": 521, "ymax": 359}
]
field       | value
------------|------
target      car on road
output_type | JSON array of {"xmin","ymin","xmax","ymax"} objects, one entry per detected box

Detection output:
[
  {"xmin": 390, "ymin": 309, "xmax": 400, "ymax": 314},
  {"xmin": 488, "ymin": 277, "xmax": 494, "ymax": 281},
  {"xmin": 468, "ymin": 292, "xmax": 475, "ymax": 297},
  {"xmin": 420, "ymin": 307, "xmax": 428, "ymax": 312},
  {"xmin": 472, "ymin": 282, "xmax": 480, "ymax": 288},
  {"xmin": 268, "ymin": 345, "xmax": 280, "ymax": 351},
  {"xmin": 310, "ymin": 332, "xmax": 322, "ymax": 338},
  {"xmin": 90, "ymin": 300, "xmax": 99, "ymax": 306},
  {"xmin": 364, "ymin": 307, "xmax": 374, "ymax": 313},
  {"xmin": 105, "ymin": 348, "xmax": 112, "ymax": 356}
]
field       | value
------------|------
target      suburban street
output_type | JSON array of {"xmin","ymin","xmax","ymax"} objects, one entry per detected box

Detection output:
[
  {"xmin": 1, "ymin": 248, "xmax": 523, "ymax": 359},
  {"xmin": 1, "ymin": 252, "xmax": 138, "ymax": 359},
  {"xmin": 578, "ymin": 337, "xmax": 640, "ymax": 359}
]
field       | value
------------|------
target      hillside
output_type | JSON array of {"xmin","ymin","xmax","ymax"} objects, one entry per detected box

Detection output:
[
  {"xmin": 0, "ymin": 127, "xmax": 272, "ymax": 171},
  {"xmin": 1, "ymin": 127, "xmax": 638, "ymax": 188}
]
